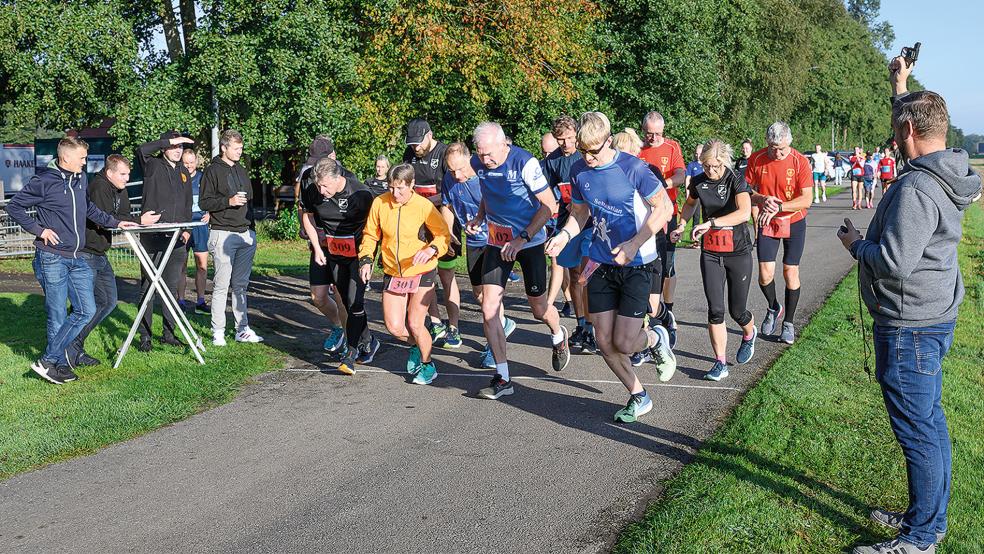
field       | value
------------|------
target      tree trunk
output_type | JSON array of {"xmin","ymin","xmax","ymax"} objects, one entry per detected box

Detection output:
[
  {"xmin": 178, "ymin": 0, "xmax": 197, "ymax": 54},
  {"xmin": 159, "ymin": 0, "xmax": 184, "ymax": 61}
]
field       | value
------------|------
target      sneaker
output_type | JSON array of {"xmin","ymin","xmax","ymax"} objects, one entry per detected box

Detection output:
[
  {"xmin": 356, "ymin": 335, "xmax": 381, "ymax": 364},
  {"xmin": 760, "ymin": 304, "xmax": 785, "ymax": 336},
  {"xmin": 478, "ymin": 375, "xmax": 514, "ymax": 399},
  {"xmin": 406, "ymin": 345, "xmax": 422, "ymax": 374},
  {"xmin": 195, "ymin": 301, "xmax": 210, "ymax": 314},
  {"xmin": 178, "ymin": 299, "xmax": 189, "ymax": 311},
  {"xmin": 160, "ymin": 334, "xmax": 184, "ymax": 347},
  {"xmin": 780, "ymin": 321, "xmax": 795, "ymax": 344},
  {"xmin": 869, "ymin": 509, "xmax": 946, "ymax": 544},
  {"xmin": 479, "ymin": 346, "xmax": 496, "ymax": 369},
  {"xmin": 630, "ymin": 350, "xmax": 651, "ymax": 367},
  {"xmin": 138, "ymin": 337, "xmax": 152, "ymax": 352},
  {"xmin": 507, "ymin": 271, "xmax": 521, "ymax": 283},
  {"xmin": 235, "ymin": 327, "xmax": 264, "ymax": 343},
  {"xmin": 503, "ymin": 317, "xmax": 517, "ymax": 339},
  {"xmin": 429, "ymin": 321, "xmax": 448, "ymax": 342},
  {"xmin": 867, "ymin": 199, "xmax": 874, "ymax": 209},
  {"xmin": 614, "ymin": 393, "xmax": 653, "ymax": 423},
  {"xmin": 443, "ymin": 326, "xmax": 462, "ymax": 349},
  {"xmin": 412, "ymin": 361, "xmax": 438, "ymax": 385},
  {"xmin": 560, "ymin": 302, "xmax": 573, "ymax": 318},
  {"xmin": 851, "ymin": 539, "xmax": 935, "ymax": 554},
  {"xmin": 56, "ymin": 365, "xmax": 78, "ymax": 383},
  {"xmin": 213, "ymin": 332, "xmax": 227, "ymax": 347},
  {"xmin": 650, "ymin": 326, "xmax": 677, "ymax": 382},
  {"xmin": 30, "ymin": 359, "xmax": 65, "ymax": 385},
  {"xmin": 76, "ymin": 352, "xmax": 101, "ymax": 367},
  {"xmin": 569, "ymin": 326, "xmax": 585, "ymax": 352},
  {"xmin": 705, "ymin": 360, "xmax": 730, "ymax": 381},
  {"xmin": 551, "ymin": 326, "xmax": 570, "ymax": 371},
  {"xmin": 323, "ymin": 326, "xmax": 345, "ymax": 352},
  {"xmin": 736, "ymin": 327, "xmax": 757, "ymax": 364},
  {"xmin": 337, "ymin": 350, "xmax": 357, "ymax": 375},
  {"xmin": 662, "ymin": 309, "xmax": 677, "ymax": 349},
  {"xmin": 822, "ymin": 192, "xmax": 827, "ymax": 202},
  {"xmin": 581, "ymin": 329, "xmax": 598, "ymax": 354}
]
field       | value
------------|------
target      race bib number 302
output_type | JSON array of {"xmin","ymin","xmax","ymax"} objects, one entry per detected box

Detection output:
[{"xmin": 487, "ymin": 221, "xmax": 514, "ymax": 247}]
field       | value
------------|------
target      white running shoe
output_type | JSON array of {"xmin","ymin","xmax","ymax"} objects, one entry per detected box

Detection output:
[
  {"xmin": 213, "ymin": 332, "xmax": 227, "ymax": 347},
  {"xmin": 235, "ymin": 327, "xmax": 264, "ymax": 343}
]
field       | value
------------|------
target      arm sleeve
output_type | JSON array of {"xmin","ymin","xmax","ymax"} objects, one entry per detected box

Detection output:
[
  {"xmin": 357, "ymin": 198, "xmax": 382, "ymax": 260},
  {"xmin": 852, "ymin": 185, "xmax": 939, "ymax": 280},
  {"xmin": 5, "ymin": 176, "xmax": 46, "ymax": 236},
  {"xmin": 425, "ymin": 203, "xmax": 451, "ymax": 257},
  {"xmin": 521, "ymin": 157, "xmax": 548, "ymax": 195},
  {"xmin": 197, "ymin": 167, "xmax": 227, "ymax": 213},
  {"xmin": 136, "ymin": 139, "xmax": 169, "ymax": 175}
]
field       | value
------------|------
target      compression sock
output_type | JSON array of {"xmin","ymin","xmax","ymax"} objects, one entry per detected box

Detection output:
[
  {"xmin": 760, "ymin": 281, "xmax": 779, "ymax": 311},
  {"xmin": 496, "ymin": 362, "xmax": 510, "ymax": 381},
  {"xmin": 784, "ymin": 287, "xmax": 801, "ymax": 323}
]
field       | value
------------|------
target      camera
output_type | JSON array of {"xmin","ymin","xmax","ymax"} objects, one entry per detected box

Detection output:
[{"xmin": 900, "ymin": 42, "xmax": 921, "ymax": 67}]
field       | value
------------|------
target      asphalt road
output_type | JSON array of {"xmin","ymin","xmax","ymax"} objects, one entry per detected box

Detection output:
[{"xmin": 0, "ymin": 191, "xmax": 875, "ymax": 553}]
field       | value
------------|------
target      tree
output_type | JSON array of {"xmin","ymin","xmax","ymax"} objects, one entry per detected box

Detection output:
[{"xmin": 846, "ymin": 0, "xmax": 894, "ymax": 51}]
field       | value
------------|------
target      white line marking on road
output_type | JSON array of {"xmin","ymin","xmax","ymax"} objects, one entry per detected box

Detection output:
[{"xmin": 279, "ymin": 367, "xmax": 742, "ymax": 391}]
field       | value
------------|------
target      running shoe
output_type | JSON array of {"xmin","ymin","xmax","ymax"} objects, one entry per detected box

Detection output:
[
  {"xmin": 503, "ymin": 317, "xmax": 517, "ymax": 339},
  {"xmin": 429, "ymin": 321, "xmax": 448, "ymax": 342},
  {"xmin": 213, "ymin": 332, "xmax": 227, "ymax": 347},
  {"xmin": 195, "ymin": 301, "xmax": 211, "ymax": 314},
  {"xmin": 56, "ymin": 365, "xmax": 78, "ymax": 383},
  {"xmin": 851, "ymin": 539, "xmax": 936, "ymax": 554},
  {"xmin": 323, "ymin": 326, "xmax": 345, "ymax": 352},
  {"xmin": 508, "ymin": 271, "xmax": 521, "ymax": 283},
  {"xmin": 31, "ymin": 359, "xmax": 65, "ymax": 385},
  {"xmin": 780, "ymin": 321, "xmax": 796, "ymax": 344},
  {"xmin": 356, "ymin": 335, "xmax": 381, "ymax": 364},
  {"xmin": 412, "ymin": 361, "xmax": 437, "ymax": 385},
  {"xmin": 551, "ymin": 326, "xmax": 570, "ymax": 371},
  {"xmin": 869, "ymin": 509, "xmax": 945, "ymax": 544},
  {"xmin": 650, "ymin": 326, "xmax": 677, "ymax": 382},
  {"xmin": 178, "ymin": 299, "xmax": 189, "ymax": 311},
  {"xmin": 406, "ymin": 345, "xmax": 422, "ymax": 374},
  {"xmin": 662, "ymin": 309, "xmax": 678, "ymax": 349},
  {"xmin": 337, "ymin": 350, "xmax": 357, "ymax": 375},
  {"xmin": 76, "ymin": 352, "xmax": 101, "ymax": 367},
  {"xmin": 630, "ymin": 350, "xmax": 651, "ymax": 367},
  {"xmin": 581, "ymin": 329, "xmax": 598, "ymax": 354},
  {"xmin": 478, "ymin": 375, "xmax": 514, "ymax": 399},
  {"xmin": 760, "ymin": 304, "xmax": 785, "ymax": 336},
  {"xmin": 822, "ymin": 192, "xmax": 827, "ymax": 202},
  {"xmin": 235, "ymin": 327, "xmax": 264, "ymax": 343},
  {"xmin": 560, "ymin": 302, "xmax": 573, "ymax": 318},
  {"xmin": 705, "ymin": 360, "xmax": 729, "ymax": 381},
  {"xmin": 569, "ymin": 326, "xmax": 585, "ymax": 352},
  {"xmin": 479, "ymin": 346, "xmax": 496, "ymax": 369},
  {"xmin": 614, "ymin": 393, "xmax": 653, "ymax": 423},
  {"xmin": 443, "ymin": 325, "xmax": 462, "ymax": 349},
  {"xmin": 736, "ymin": 327, "xmax": 757, "ymax": 364}
]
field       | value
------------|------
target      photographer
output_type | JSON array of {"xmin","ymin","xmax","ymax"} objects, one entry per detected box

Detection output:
[{"xmin": 838, "ymin": 56, "xmax": 982, "ymax": 554}]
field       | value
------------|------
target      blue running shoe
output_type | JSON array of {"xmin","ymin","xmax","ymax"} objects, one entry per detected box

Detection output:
[
  {"xmin": 480, "ymin": 346, "xmax": 496, "ymax": 369},
  {"xmin": 736, "ymin": 327, "xmax": 756, "ymax": 364},
  {"xmin": 356, "ymin": 335, "xmax": 381, "ymax": 364},
  {"xmin": 429, "ymin": 321, "xmax": 448, "ymax": 343},
  {"xmin": 508, "ymin": 271, "xmax": 521, "ymax": 283},
  {"xmin": 412, "ymin": 361, "xmax": 437, "ymax": 385},
  {"xmin": 503, "ymin": 317, "xmax": 517, "ymax": 339},
  {"xmin": 443, "ymin": 325, "xmax": 462, "ymax": 349},
  {"xmin": 705, "ymin": 360, "xmax": 729, "ymax": 381},
  {"xmin": 614, "ymin": 393, "xmax": 653, "ymax": 423},
  {"xmin": 323, "ymin": 326, "xmax": 345, "ymax": 352},
  {"xmin": 406, "ymin": 345, "xmax": 422, "ymax": 374}
]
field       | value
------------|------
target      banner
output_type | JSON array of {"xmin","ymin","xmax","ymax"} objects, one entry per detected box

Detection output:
[{"xmin": 1, "ymin": 144, "xmax": 36, "ymax": 195}]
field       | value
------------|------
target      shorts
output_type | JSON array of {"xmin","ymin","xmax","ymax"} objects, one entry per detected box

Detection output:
[
  {"xmin": 586, "ymin": 262, "xmax": 656, "ymax": 318},
  {"xmin": 813, "ymin": 171, "xmax": 827, "ymax": 182},
  {"xmin": 756, "ymin": 217, "xmax": 807, "ymax": 266},
  {"xmin": 466, "ymin": 245, "xmax": 487, "ymax": 287},
  {"xmin": 649, "ymin": 245, "xmax": 666, "ymax": 294},
  {"xmin": 438, "ymin": 258, "xmax": 456, "ymax": 270},
  {"xmin": 851, "ymin": 174, "xmax": 865, "ymax": 183},
  {"xmin": 309, "ymin": 254, "xmax": 362, "ymax": 290},
  {"xmin": 439, "ymin": 220, "xmax": 463, "ymax": 263},
  {"xmin": 556, "ymin": 228, "xmax": 592, "ymax": 268},
  {"xmin": 481, "ymin": 242, "xmax": 548, "ymax": 297},
  {"xmin": 382, "ymin": 268, "xmax": 437, "ymax": 292},
  {"xmin": 863, "ymin": 179, "xmax": 874, "ymax": 191},
  {"xmin": 664, "ymin": 214, "xmax": 678, "ymax": 254},
  {"xmin": 188, "ymin": 212, "xmax": 209, "ymax": 253}
]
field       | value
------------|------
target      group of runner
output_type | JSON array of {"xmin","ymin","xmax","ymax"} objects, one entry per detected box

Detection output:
[{"xmin": 294, "ymin": 111, "xmax": 825, "ymax": 422}]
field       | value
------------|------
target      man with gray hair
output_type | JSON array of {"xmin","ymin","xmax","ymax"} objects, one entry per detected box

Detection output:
[
  {"xmin": 839, "ymin": 55, "xmax": 982, "ymax": 554},
  {"xmin": 199, "ymin": 129, "xmax": 261, "ymax": 345},
  {"xmin": 744, "ymin": 120, "xmax": 814, "ymax": 344}
]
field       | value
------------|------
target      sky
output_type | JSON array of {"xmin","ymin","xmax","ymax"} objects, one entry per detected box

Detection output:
[{"xmin": 881, "ymin": 1, "xmax": 984, "ymax": 134}]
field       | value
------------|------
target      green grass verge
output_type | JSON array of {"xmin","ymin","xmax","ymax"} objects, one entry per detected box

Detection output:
[
  {"xmin": 615, "ymin": 202, "xmax": 984, "ymax": 553},
  {"xmin": 0, "ymin": 296, "xmax": 284, "ymax": 480}
]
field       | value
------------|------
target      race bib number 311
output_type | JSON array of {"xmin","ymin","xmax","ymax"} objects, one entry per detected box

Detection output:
[{"xmin": 488, "ymin": 221, "xmax": 514, "ymax": 247}]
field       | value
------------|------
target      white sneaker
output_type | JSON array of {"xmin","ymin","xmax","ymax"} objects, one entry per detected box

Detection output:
[
  {"xmin": 213, "ymin": 333, "xmax": 227, "ymax": 347},
  {"xmin": 235, "ymin": 327, "xmax": 264, "ymax": 343}
]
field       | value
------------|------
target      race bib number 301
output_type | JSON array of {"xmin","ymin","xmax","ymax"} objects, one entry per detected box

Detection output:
[
  {"xmin": 387, "ymin": 274, "xmax": 421, "ymax": 294},
  {"xmin": 322, "ymin": 235, "xmax": 357, "ymax": 257},
  {"xmin": 487, "ymin": 221, "xmax": 514, "ymax": 247}
]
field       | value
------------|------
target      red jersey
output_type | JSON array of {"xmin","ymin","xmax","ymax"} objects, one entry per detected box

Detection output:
[
  {"xmin": 878, "ymin": 157, "xmax": 896, "ymax": 180},
  {"xmin": 639, "ymin": 139, "xmax": 685, "ymax": 214},
  {"xmin": 745, "ymin": 147, "xmax": 812, "ymax": 223},
  {"xmin": 849, "ymin": 155, "xmax": 866, "ymax": 178}
]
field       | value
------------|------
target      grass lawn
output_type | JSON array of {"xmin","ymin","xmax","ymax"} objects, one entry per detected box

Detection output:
[
  {"xmin": 0, "ymin": 296, "xmax": 284, "ymax": 480},
  {"xmin": 615, "ymin": 201, "xmax": 984, "ymax": 552}
]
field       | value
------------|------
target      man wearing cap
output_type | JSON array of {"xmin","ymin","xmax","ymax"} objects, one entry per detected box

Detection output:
[{"xmin": 135, "ymin": 131, "xmax": 195, "ymax": 352}]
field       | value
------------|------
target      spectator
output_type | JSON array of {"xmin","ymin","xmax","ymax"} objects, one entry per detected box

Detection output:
[
  {"xmin": 177, "ymin": 148, "xmax": 211, "ymax": 313},
  {"xmin": 364, "ymin": 154, "xmax": 391, "ymax": 197}
]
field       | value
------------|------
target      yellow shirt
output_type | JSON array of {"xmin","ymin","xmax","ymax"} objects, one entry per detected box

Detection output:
[{"xmin": 359, "ymin": 192, "xmax": 450, "ymax": 277}]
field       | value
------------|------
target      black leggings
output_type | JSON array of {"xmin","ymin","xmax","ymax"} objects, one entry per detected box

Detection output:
[
  {"xmin": 699, "ymin": 251, "xmax": 753, "ymax": 326},
  {"xmin": 311, "ymin": 255, "xmax": 370, "ymax": 349}
]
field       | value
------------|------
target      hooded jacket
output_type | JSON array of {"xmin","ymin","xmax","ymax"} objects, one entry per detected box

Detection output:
[
  {"xmin": 6, "ymin": 165, "xmax": 119, "ymax": 258},
  {"xmin": 82, "ymin": 171, "xmax": 139, "ymax": 256},
  {"xmin": 198, "ymin": 155, "xmax": 254, "ymax": 232},
  {"xmin": 137, "ymin": 138, "xmax": 193, "ymax": 225},
  {"xmin": 851, "ymin": 148, "xmax": 983, "ymax": 326}
]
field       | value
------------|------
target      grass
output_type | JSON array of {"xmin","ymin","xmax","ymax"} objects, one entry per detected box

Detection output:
[
  {"xmin": 614, "ymin": 201, "xmax": 984, "ymax": 553},
  {"xmin": 0, "ymin": 296, "xmax": 284, "ymax": 480}
]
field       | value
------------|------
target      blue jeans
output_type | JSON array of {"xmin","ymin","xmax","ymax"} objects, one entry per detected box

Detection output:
[
  {"xmin": 874, "ymin": 320, "xmax": 956, "ymax": 548},
  {"xmin": 68, "ymin": 254, "xmax": 118, "ymax": 360},
  {"xmin": 32, "ymin": 249, "xmax": 96, "ymax": 365}
]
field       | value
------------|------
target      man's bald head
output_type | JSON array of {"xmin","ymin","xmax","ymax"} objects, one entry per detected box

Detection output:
[{"xmin": 541, "ymin": 133, "xmax": 559, "ymax": 158}]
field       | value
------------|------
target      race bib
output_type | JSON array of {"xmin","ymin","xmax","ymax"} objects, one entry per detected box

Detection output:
[
  {"xmin": 414, "ymin": 184, "xmax": 438, "ymax": 197},
  {"xmin": 558, "ymin": 182, "xmax": 572, "ymax": 205},
  {"xmin": 387, "ymin": 274, "xmax": 421, "ymax": 294},
  {"xmin": 761, "ymin": 217, "xmax": 791, "ymax": 239},
  {"xmin": 703, "ymin": 227, "xmax": 735, "ymax": 253},
  {"xmin": 852, "ymin": 167, "xmax": 863, "ymax": 177},
  {"xmin": 488, "ymin": 221, "xmax": 514, "ymax": 247},
  {"xmin": 578, "ymin": 259, "xmax": 601, "ymax": 285},
  {"xmin": 321, "ymin": 234, "xmax": 357, "ymax": 257}
]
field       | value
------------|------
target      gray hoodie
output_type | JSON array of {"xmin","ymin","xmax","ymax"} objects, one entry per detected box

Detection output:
[{"xmin": 850, "ymin": 148, "xmax": 982, "ymax": 327}]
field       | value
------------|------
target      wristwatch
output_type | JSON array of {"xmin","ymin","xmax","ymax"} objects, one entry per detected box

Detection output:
[
  {"xmin": 709, "ymin": 217, "xmax": 717, "ymax": 229},
  {"xmin": 519, "ymin": 230, "xmax": 531, "ymax": 242}
]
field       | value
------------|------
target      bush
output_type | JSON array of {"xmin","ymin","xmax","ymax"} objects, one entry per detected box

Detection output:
[{"xmin": 257, "ymin": 209, "xmax": 299, "ymax": 242}]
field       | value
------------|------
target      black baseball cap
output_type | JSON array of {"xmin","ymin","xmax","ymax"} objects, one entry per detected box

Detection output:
[
  {"xmin": 405, "ymin": 119, "xmax": 432, "ymax": 145},
  {"xmin": 159, "ymin": 130, "xmax": 192, "ymax": 144},
  {"xmin": 305, "ymin": 136, "xmax": 335, "ymax": 167}
]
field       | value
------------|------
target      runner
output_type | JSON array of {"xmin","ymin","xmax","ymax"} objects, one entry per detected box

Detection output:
[
  {"xmin": 745, "ymin": 121, "xmax": 814, "ymax": 344},
  {"xmin": 299, "ymin": 157, "xmax": 379, "ymax": 374},
  {"xmin": 672, "ymin": 139, "xmax": 757, "ymax": 381},
  {"xmin": 541, "ymin": 130, "xmax": 573, "ymax": 318},
  {"xmin": 849, "ymin": 147, "xmax": 866, "ymax": 210},
  {"xmin": 863, "ymin": 152, "xmax": 877, "ymax": 208},
  {"xmin": 402, "ymin": 118, "xmax": 456, "ymax": 345},
  {"xmin": 358, "ymin": 163, "xmax": 451, "ymax": 385},
  {"xmin": 546, "ymin": 111, "xmax": 675, "ymax": 422},
  {"xmin": 878, "ymin": 146, "xmax": 897, "ymax": 193},
  {"xmin": 466, "ymin": 121, "xmax": 569, "ymax": 400},
  {"xmin": 811, "ymin": 144, "xmax": 829, "ymax": 203},
  {"xmin": 542, "ymin": 115, "xmax": 596, "ymax": 354},
  {"xmin": 638, "ymin": 111, "xmax": 685, "ymax": 346},
  {"xmin": 440, "ymin": 142, "xmax": 518, "ymax": 368}
]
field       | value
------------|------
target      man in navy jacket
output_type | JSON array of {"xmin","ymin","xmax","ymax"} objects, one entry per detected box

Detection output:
[{"xmin": 6, "ymin": 136, "xmax": 137, "ymax": 384}]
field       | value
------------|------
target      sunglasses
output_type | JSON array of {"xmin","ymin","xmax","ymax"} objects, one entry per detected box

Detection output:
[{"xmin": 577, "ymin": 135, "xmax": 611, "ymax": 157}]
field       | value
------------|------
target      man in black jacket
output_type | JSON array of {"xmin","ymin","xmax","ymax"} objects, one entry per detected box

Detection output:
[
  {"xmin": 199, "ymin": 129, "xmax": 262, "ymax": 345},
  {"xmin": 67, "ymin": 155, "xmax": 160, "ymax": 366},
  {"xmin": 135, "ymin": 130, "xmax": 195, "ymax": 351}
]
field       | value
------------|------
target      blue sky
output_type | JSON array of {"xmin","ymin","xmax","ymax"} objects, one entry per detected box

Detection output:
[{"xmin": 881, "ymin": 1, "xmax": 983, "ymax": 133}]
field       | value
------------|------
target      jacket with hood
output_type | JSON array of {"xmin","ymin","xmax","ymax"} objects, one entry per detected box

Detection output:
[
  {"xmin": 137, "ymin": 138, "xmax": 193, "ymax": 226},
  {"xmin": 6, "ymin": 165, "xmax": 119, "ymax": 258},
  {"xmin": 82, "ymin": 171, "xmax": 139, "ymax": 256},
  {"xmin": 198, "ymin": 155, "xmax": 254, "ymax": 232},
  {"xmin": 850, "ymin": 147, "xmax": 982, "ymax": 327}
]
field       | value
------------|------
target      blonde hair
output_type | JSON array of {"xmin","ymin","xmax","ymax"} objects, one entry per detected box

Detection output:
[
  {"xmin": 612, "ymin": 128, "xmax": 643, "ymax": 155},
  {"xmin": 576, "ymin": 111, "xmax": 611, "ymax": 149},
  {"xmin": 698, "ymin": 139, "xmax": 734, "ymax": 168}
]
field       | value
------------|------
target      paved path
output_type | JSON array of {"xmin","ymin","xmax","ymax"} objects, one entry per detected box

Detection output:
[{"xmin": 0, "ymin": 193, "xmax": 873, "ymax": 553}]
